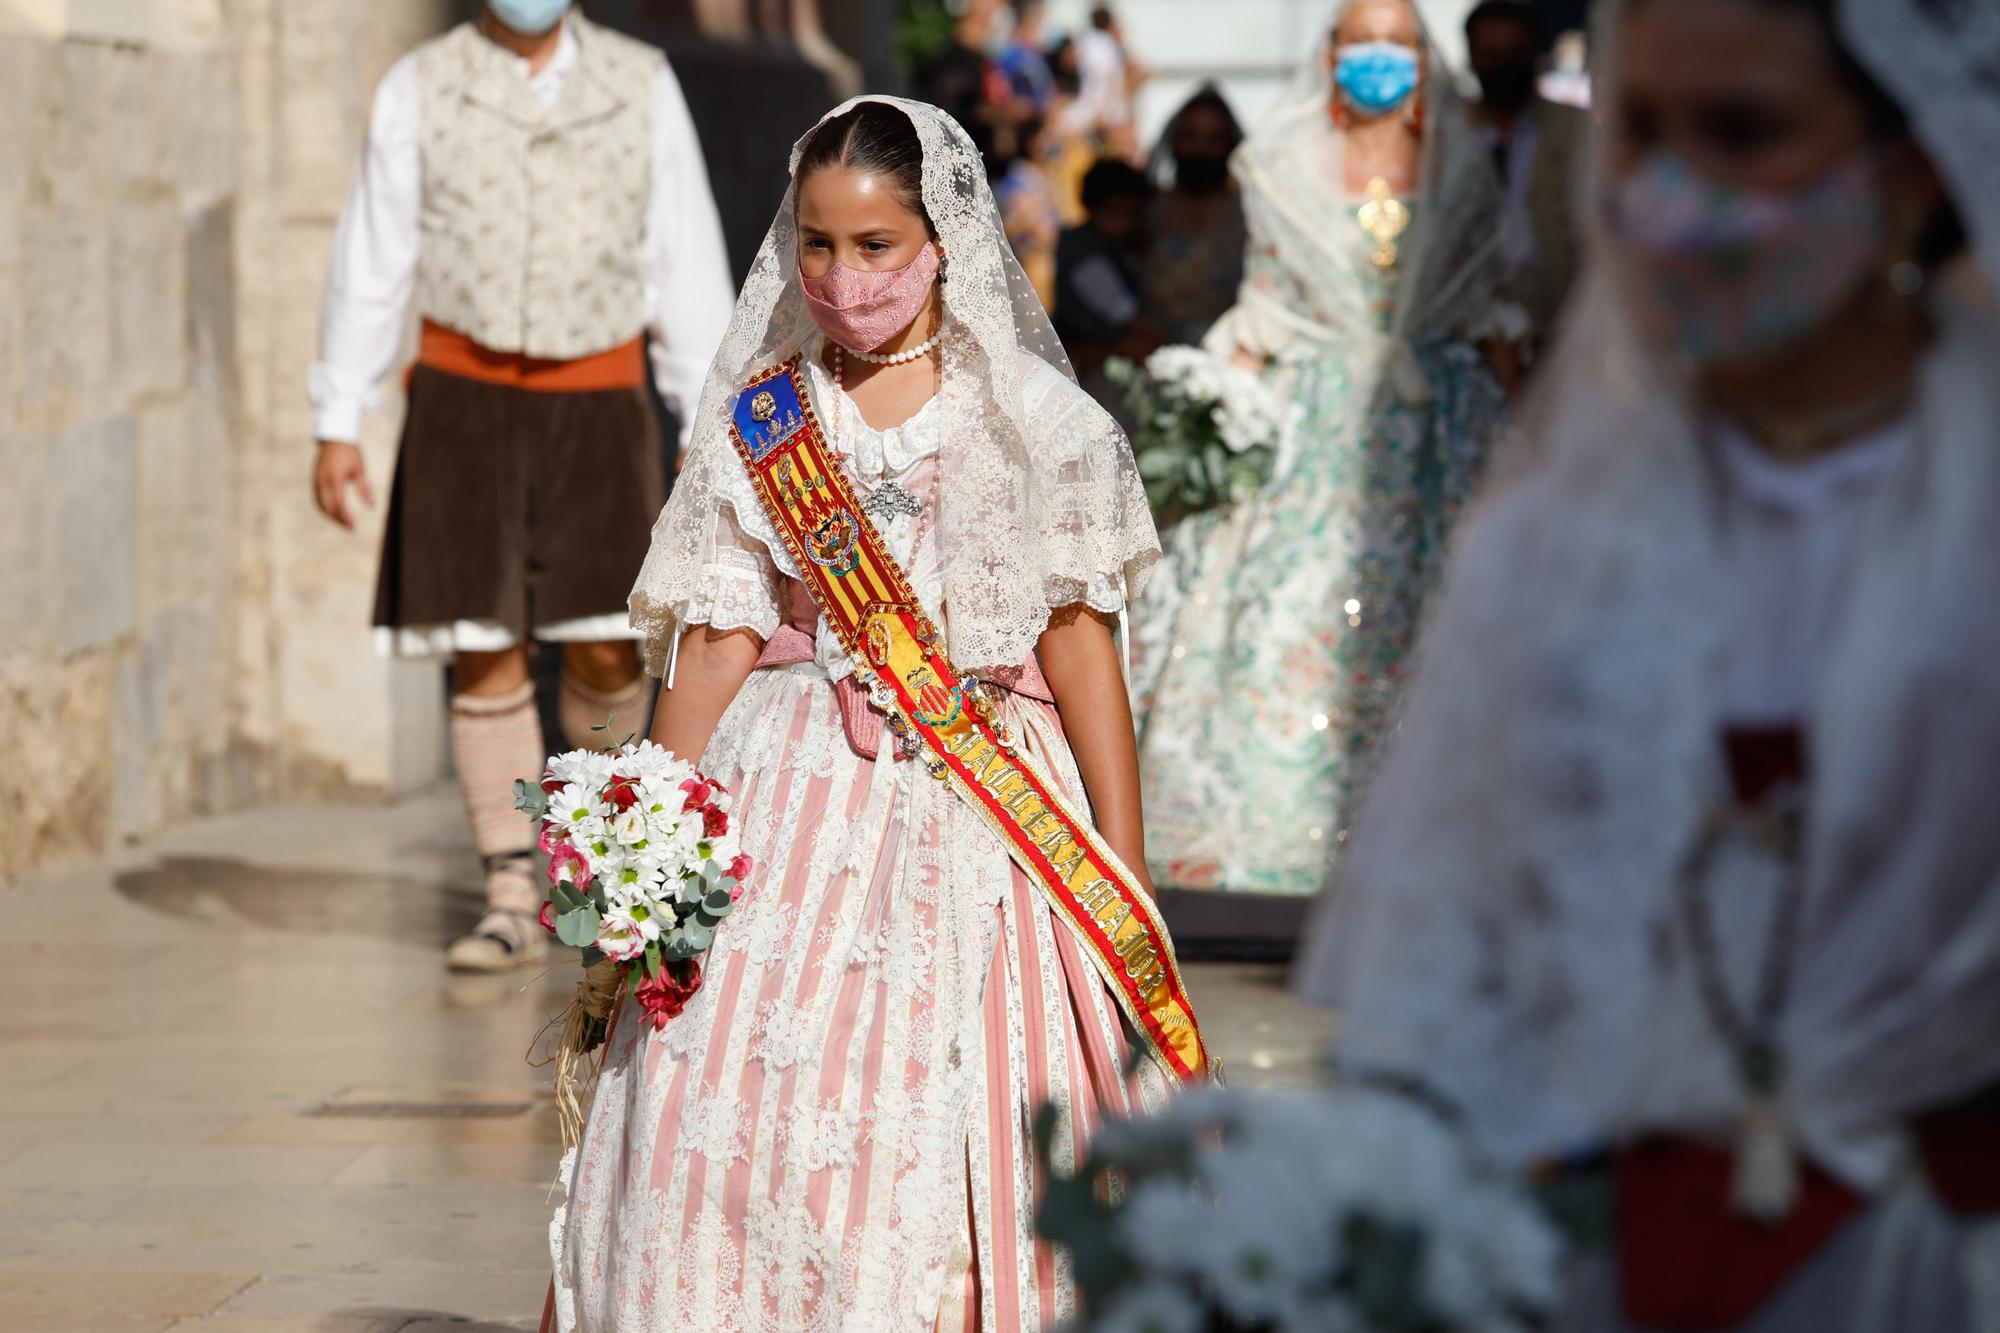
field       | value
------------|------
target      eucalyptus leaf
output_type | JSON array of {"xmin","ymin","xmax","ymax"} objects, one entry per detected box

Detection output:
[
  {"xmin": 643, "ymin": 939, "xmax": 662, "ymax": 977},
  {"xmin": 554, "ymin": 905, "xmax": 601, "ymax": 949},
  {"xmin": 512, "ymin": 779, "xmax": 548, "ymax": 819},
  {"xmin": 703, "ymin": 888, "xmax": 735, "ymax": 917}
]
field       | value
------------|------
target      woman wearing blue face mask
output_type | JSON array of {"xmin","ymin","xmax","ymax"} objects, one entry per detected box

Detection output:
[
  {"xmin": 1304, "ymin": 0, "xmax": 2000, "ymax": 1328},
  {"xmin": 1129, "ymin": 0, "xmax": 1515, "ymax": 917}
]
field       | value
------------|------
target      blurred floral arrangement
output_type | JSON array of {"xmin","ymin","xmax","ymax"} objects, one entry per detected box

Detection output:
[
  {"xmin": 1108, "ymin": 346, "xmax": 1293, "ymax": 526},
  {"xmin": 1034, "ymin": 1086, "xmax": 1563, "ymax": 1333}
]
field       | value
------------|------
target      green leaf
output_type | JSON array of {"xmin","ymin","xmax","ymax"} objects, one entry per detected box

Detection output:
[
  {"xmin": 552, "ymin": 881, "xmax": 586, "ymax": 914},
  {"xmin": 664, "ymin": 921, "xmax": 716, "ymax": 961},
  {"xmin": 512, "ymin": 779, "xmax": 548, "ymax": 819},
  {"xmin": 554, "ymin": 905, "xmax": 601, "ymax": 949},
  {"xmin": 643, "ymin": 939, "xmax": 662, "ymax": 977},
  {"xmin": 1204, "ymin": 443, "xmax": 1229, "ymax": 493},
  {"xmin": 703, "ymin": 887, "xmax": 735, "ymax": 917}
]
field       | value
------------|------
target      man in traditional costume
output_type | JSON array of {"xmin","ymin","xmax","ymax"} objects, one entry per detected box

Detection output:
[{"xmin": 309, "ymin": 0, "xmax": 733, "ymax": 971}]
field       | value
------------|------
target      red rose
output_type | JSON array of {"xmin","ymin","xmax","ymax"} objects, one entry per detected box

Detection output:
[
  {"xmin": 701, "ymin": 804, "xmax": 728, "ymax": 838},
  {"xmin": 726, "ymin": 853, "xmax": 754, "ymax": 883},
  {"xmin": 679, "ymin": 777, "xmax": 716, "ymax": 812},
  {"xmin": 634, "ymin": 959, "xmax": 703, "ymax": 1031},
  {"xmin": 541, "ymin": 772, "xmax": 563, "ymax": 795},
  {"xmin": 537, "ymin": 900, "xmax": 557, "ymax": 934}
]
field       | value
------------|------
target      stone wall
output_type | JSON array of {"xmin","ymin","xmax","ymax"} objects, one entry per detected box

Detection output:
[{"xmin": 0, "ymin": 0, "xmax": 458, "ymax": 874}]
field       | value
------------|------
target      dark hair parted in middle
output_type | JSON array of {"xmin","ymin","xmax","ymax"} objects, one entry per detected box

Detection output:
[{"xmin": 795, "ymin": 102, "xmax": 935, "ymax": 236}]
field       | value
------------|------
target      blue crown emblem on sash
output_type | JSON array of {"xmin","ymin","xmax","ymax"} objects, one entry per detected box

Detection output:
[{"xmin": 734, "ymin": 371, "xmax": 806, "ymax": 462}]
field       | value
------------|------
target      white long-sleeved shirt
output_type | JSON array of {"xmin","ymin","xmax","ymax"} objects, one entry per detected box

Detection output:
[{"xmin": 309, "ymin": 22, "xmax": 734, "ymax": 448}]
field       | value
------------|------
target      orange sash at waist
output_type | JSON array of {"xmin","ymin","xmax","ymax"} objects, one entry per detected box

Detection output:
[{"xmin": 413, "ymin": 320, "xmax": 646, "ymax": 393}]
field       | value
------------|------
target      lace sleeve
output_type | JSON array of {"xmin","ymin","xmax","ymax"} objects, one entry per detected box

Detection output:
[
  {"xmin": 627, "ymin": 428, "xmax": 787, "ymax": 677},
  {"xmin": 1021, "ymin": 354, "xmax": 1160, "ymax": 614}
]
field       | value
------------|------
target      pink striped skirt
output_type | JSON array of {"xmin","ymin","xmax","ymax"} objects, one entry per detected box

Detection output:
[{"xmin": 547, "ymin": 665, "xmax": 1171, "ymax": 1331}]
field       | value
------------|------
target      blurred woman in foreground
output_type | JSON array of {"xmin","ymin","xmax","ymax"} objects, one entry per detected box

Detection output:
[{"xmin": 1303, "ymin": 0, "xmax": 2000, "ymax": 1327}]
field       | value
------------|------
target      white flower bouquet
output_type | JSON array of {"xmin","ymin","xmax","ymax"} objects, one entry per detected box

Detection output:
[
  {"xmin": 515, "ymin": 740, "xmax": 751, "ymax": 1042},
  {"xmin": 1107, "ymin": 345, "xmax": 1292, "ymax": 525},
  {"xmin": 1035, "ymin": 1087, "xmax": 1562, "ymax": 1333}
]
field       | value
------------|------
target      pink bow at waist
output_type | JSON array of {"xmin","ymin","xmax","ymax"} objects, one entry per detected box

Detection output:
[{"xmin": 754, "ymin": 623, "xmax": 1053, "ymax": 760}]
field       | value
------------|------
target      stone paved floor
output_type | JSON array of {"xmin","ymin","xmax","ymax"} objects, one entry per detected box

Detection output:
[{"xmin": 0, "ymin": 792, "xmax": 1335, "ymax": 1332}]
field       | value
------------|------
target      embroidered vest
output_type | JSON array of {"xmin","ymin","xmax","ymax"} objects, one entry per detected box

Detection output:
[{"xmin": 413, "ymin": 17, "xmax": 657, "ymax": 361}]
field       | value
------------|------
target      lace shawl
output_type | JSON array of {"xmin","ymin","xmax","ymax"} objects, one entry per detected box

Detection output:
[{"xmin": 630, "ymin": 95, "xmax": 1158, "ymax": 676}]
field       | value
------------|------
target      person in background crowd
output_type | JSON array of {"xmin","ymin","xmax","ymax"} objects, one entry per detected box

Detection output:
[
  {"xmin": 1305, "ymin": 0, "xmax": 2000, "ymax": 1327},
  {"xmin": 1130, "ymin": 0, "xmax": 1511, "ymax": 899},
  {"xmin": 1054, "ymin": 158, "xmax": 1164, "ymax": 387},
  {"xmin": 1061, "ymin": 5, "xmax": 1144, "ymax": 161},
  {"xmin": 1143, "ymin": 84, "xmax": 1248, "ymax": 347},
  {"xmin": 917, "ymin": 0, "xmax": 1003, "ymax": 132},
  {"xmin": 307, "ymin": 0, "xmax": 732, "ymax": 972},
  {"xmin": 997, "ymin": 0, "xmax": 1055, "ymax": 114},
  {"xmin": 1043, "ymin": 35, "xmax": 1098, "ymax": 225},
  {"xmin": 1466, "ymin": 0, "xmax": 1590, "ymax": 356},
  {"xmin": 996, "ymin": 114, "xmax": 1066, "ymax": 309},
  {"xmin": 1539, "ymin": 27, "xmax": 1592, "ymax": 109}
]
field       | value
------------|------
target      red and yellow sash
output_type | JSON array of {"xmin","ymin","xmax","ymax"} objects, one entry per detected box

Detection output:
[{"xmin": 727, "ymin": 357, "xmax": 1210, "ymax": 1084}]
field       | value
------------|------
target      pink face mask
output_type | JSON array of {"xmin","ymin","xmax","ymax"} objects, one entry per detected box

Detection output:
[{"xmin": 798, "ymin": 242, "xmax": 941, "ymax": 352}]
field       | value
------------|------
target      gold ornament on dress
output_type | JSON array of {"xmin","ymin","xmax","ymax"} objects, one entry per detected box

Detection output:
[{"xmin": 1357, "ymin": 176, "xmax": 1410, "ymax": 271}]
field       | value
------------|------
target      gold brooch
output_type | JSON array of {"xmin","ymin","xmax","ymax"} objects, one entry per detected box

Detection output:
[
  {"xmin": 750, "ymin": 390, "xmax": 777, "ymax": 424},
  {"xmin": 1357, "ymin": 176, "xmax": 1410, "ymax": 271}
]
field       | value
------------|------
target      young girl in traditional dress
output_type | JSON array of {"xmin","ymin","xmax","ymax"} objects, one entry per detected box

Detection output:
[{"xmin": 544, "ymin": 96, "xmax": 1203, "ymax": 1332}]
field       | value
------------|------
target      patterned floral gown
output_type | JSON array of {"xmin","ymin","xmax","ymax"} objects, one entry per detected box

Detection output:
[
  {"xmin": 1130, "ymin": 199, "xmax": 1508, "ymax": 897},
  {"xmin": 548, "ymin": 360, "xmax": 1171, "ymax": 1332}
]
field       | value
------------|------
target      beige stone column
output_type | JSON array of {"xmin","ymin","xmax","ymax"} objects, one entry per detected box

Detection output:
[
  {"xmin": 0, "ymin": 0, "xmax": 456, "ymax": 875},
  {"xmin": 230, "ymin": 0, "xmax": 457, "ymax": 807}
]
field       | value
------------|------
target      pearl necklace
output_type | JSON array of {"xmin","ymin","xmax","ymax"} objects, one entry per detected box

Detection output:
[
  {"xmin": 828, "ymin": 313, "xmax": 944, "ymax": 447},
  {"xmin": 842, "ymin": 322, "xmax": 947, "ymax": 365}
]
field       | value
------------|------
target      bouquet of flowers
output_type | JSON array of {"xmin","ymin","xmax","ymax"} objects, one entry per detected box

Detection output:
[
  {"xmin": 1106, "ymin": 345, "xmax": 1293, "ymax": 526},
  {"xmin": 515, "ymin": 740, "xmax": 751, "ymax": 1143},
  {"xmin": 1035, "ymin": 1086, "xmax": 1562, "ymax": 1333}
]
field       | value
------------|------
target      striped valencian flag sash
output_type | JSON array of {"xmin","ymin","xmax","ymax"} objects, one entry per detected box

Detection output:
[{"xmin": 724, "ymin": 356, "xmax": 1211, "ymax": 1084}]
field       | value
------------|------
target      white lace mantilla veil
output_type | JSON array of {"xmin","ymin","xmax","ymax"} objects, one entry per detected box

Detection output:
[
  {"xmin": 629, "ymin": 95, "xmax": 1158, "ymax": 676},
  {"xmin": 1297, "ymin": 0, "xmax": 2000, "ymax": 1185},
  {"xmin": 1211, "ymin": 0, "xmax": 1502, "ymax": 380}
]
